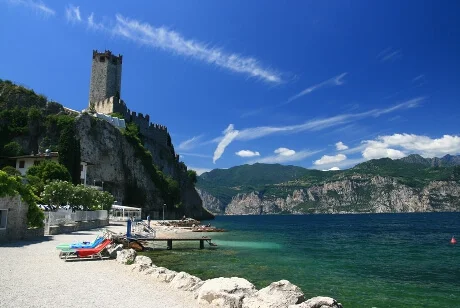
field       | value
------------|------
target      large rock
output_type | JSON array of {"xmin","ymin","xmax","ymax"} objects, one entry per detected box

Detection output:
[
  {"xmin": 289, "ymin": 296, "xmax": 342, "ymax": 308},
  {"xmin": 243, "ymin": 280, "xmax": 305, "ymax": 308},
  {"xmin": 107, "ymin": 244, "xmax": 123, "ymax": 259},
  {"xmin": 169, "ymin": 271, "xmax": 203, "ymax": 291},
  {"xmin": 116, "ymin": 249, "xmax": 136, "ymax": 264},
  {"xmin": 146, "ymin": 266, "xmax": 177, "ymax": 283},
  {"xmin": 197, "ymin": 277, "xmax": 257, "ymax": 308}
]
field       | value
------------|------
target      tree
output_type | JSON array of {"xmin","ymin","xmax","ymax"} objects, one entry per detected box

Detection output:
[
  {"xmin": 41, "ymin": 181, "xmax": 73, "ymax": 208},
  {"xmin": 187, "ymin": 170, "xmax": 198, "ymax": 184},
  {"xmin": 0, "ymin": 170, "xmax": 44, "ymax": 228},
  {"xmin": 27, "ymin": 160, "xmax": 71, "ymax": 183},
  {"xmin": 2, "ymin": 141, "xmax": 23, "ymax": 157},
  {"xmin": 93, "ymin": 190, "xmax": 114, "ymax": 211},
  {"xmin": 1, "ymin": 166, "xmax": 21, "ymax": 176}
]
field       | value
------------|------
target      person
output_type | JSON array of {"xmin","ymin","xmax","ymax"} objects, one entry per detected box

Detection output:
[
  {"xmin": 147, "ymin": 215, "xmax": 151, "ymax": 227},
  {"xmin": 181, "ymin": 215, "xmax": 186, "ymax": 221}
]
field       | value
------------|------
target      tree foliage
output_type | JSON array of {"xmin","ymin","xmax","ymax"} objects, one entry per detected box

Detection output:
[
  {"xmin": 26, "ymin": 160, "xmax": 71, "ymax": 183},
  {"xmin": 0, "ymin": 170, "xmax": 44, "ymax": 228},
  {"xmin": 2, "ymin": 166, "xmax": 21, "ymax": 176},
  {"xmin": 2, "ymin": 141, "xmax": 23, "ymax": 157},
  {"xmin": 41, "ymin": 181, "xmax": 114, "ymax": 211},
  {"xmin": 187, "ymin": 170, "xmax": 197, "ymax": 184}
]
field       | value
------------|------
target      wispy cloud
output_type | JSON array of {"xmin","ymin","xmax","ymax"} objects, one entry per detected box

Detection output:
[
  {"xmin": 336, "ymin": 141, "xmax": 348, "ymax": 151},
  {"xmin": 7, "ymin": 0, "xmax": 55, "ymax": 16},
  {"xmin": 377, "ymin": 47, "xmax": 402, "ymax": 62},
  {"xmin": 314, "ymin": 154, "xmax": 347, "ymax": 165},
  {"xmin": 109, "ymin": 14, "xmax": 282, "ymax": 83},
  {"xmin": 285, "ymin": 73, "xmax": 347, "ymax": 105},
  {"xmin": 87, "ymin": 12, "xmax": 104, "ymax": 30},
  {"xmin": 178, "ymin": 152, "xmax": 213, "ymax": 159},
  {"xmin": 212, "ymin": 97, "xmax": 424, "ymax": 163},
  {"xmin": 235, "ymin": 150, "xmax": 260, "ymax": 158},
  {"xmin": 178, "ymin": 135, "xmax": 204, "ymax": 151},
  {"xmin": 249, "ymin": 148, "xmax": 320, "ymax": 164},
  {"xmin": 65, "ymin": 4, "xmax": 81, "ymax": 22},
  {"xmin": 213, "ymin": 124, "xmax": 239, "ymax": 163},
  {"xmin": 412, "ymin": 74, "xmax": 425, "ymax": 83}
]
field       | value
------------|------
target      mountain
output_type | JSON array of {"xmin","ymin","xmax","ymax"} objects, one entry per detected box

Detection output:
[
  {"xmin": 196, "ymin": 158, "xmax": 460, "ymax": 215},
  {"xmin": 400, "ymin": 154, "xmax": 460, "ymax": 167},
  {"xmin": 0, "ymin": 79, "xmax": 212, "ymax": 220}
]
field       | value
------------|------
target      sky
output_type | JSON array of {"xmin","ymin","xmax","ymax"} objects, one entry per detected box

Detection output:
[{"xmin": 1, "ymin": 0, "xmax": 460, "ymax": 175}]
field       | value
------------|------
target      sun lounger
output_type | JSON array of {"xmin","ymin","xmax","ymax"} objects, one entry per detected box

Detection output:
[
  {"xmin": 56, "ymin": 236, "xmax": 105, "ymax": 251},
  {"xmin": 59, "ymin": 239, "xmax": 113, "ymax": 261}
]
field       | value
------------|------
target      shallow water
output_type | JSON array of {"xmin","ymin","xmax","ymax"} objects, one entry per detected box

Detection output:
[{"xmin": 143, "ymin": 213, "xmax": 460, "ymax": 308}]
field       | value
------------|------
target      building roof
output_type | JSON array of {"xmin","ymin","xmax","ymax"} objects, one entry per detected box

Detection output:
[
  {"xmin": 9, "ymin": 152, "xmax": 59, "ymax": 160},
  {"xmin": 111, "ymin": 205, "xmax": 142, "ymax": 211}
]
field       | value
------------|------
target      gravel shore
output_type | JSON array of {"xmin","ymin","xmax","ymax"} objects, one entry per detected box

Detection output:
[{"xmin": 0, "ymin": 222, "xmax": 211, "ymax": 308}]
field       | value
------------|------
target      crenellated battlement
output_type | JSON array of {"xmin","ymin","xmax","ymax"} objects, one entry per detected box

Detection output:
[{"xmin": 88, "ymin": 50, "xmax": 172, "ymax": 150}]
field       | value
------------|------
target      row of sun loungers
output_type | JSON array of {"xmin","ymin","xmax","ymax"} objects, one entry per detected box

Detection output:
[{"xmin": 56, "ymin": 230, "xmax": 114, "ymax": 261}]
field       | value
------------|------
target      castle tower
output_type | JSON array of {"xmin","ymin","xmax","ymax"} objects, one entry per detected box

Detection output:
[{"xmin": 88, "ymin": 50, "xmax": 123, "ymax": 106}]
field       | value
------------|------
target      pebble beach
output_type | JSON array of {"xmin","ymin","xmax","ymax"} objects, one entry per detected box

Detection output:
[{"xmin": 0, "ymin": 222, "xmax": 211, "ymax": 308}]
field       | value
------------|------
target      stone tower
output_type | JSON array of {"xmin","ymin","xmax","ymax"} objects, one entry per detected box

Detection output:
[{"xmin": 88, "ymin": 50, "xmax": 123, "ymax": 106}]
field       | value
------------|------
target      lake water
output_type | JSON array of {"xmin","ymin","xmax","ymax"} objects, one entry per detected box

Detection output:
[{"xmin": 144, "ymin": 213, "xmax": 460, "ymax": 307}]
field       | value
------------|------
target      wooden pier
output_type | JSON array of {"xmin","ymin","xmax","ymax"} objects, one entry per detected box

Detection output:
[{"xmin": 117, "ymin": 236, "xmax": 216, "ymax": 251}]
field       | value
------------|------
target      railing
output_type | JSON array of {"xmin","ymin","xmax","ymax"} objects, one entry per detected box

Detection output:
[{"xmin": 45, "ymin": 209, "xmax": 108, "ymax": 228}]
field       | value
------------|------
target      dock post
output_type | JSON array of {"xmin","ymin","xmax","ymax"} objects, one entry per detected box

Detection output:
[
  {"xmin": 167, "ymin": 239, "xmax": 172, "ymax": 250},
  {"xmin": 200, "ymin": 239, "xmax": 204, "ymax": 249}
]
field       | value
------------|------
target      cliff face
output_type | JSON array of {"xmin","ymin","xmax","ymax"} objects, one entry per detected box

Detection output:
[
  {"xmin": 204, "ymin": 176, "xmax": 460, "ymax": 215},
  {"xmin": 76, "ymin": 114, "xmax": 212, "ymax": 220},
  {"xmin": 196, "ymin": 189, "xmax": 226, "ymax": 215}
]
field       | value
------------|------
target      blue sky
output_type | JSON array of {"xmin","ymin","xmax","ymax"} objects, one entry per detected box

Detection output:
[{"xmin": 1, "ymin": 0, "xmax": 460, "ymax": 174}]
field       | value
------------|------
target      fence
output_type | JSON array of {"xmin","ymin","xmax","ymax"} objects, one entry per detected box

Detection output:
[{"xmin": 44, "ymin": 209, "xmax": 108, "ymax": 235}]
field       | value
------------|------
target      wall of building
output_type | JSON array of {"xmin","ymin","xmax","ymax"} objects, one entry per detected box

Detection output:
[
  {"xmin": 15, "ymin": 156, "xmax": 59, "ymax": 176},
  {"xmin": 0, "ymin": 196, "xmax": 28, "ymax": 242}
]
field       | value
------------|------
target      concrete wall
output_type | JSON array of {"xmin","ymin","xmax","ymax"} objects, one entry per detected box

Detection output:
[
  {"xmin": 15, "ymin": 156, "xmax": 59, "ymax": 176},
  {"xmin": 0, "ymin": 196, "xmax": 28, "ymax": 242},
  {"xmin": 47, "ymin": 219, "xmax": 109, "ymax": 235}
]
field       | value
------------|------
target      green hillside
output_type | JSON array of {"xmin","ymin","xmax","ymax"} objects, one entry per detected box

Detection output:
[{"xmin": 197, "ymin": 158, "xmax": 460, "ymax": 205}]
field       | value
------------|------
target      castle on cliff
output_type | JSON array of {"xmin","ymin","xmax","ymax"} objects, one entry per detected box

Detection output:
[{"xmin": 88, "ymin": 50, "xmax": 170, "ymax": 148}]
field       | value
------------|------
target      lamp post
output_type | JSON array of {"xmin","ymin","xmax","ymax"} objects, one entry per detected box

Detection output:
[{"xmin": 163, "ymin": 203, "xmax": 166, "ymax": 221}]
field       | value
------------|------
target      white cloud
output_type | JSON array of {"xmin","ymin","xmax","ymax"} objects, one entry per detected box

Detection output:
[
  {"xmin": 285, "ymin": 73, "xmax": 347, "ymax": 104},
  {"xmin": 235, "ymin": 150, "xmax": 260, "ymax": 157},
  {"xmin": 249, "ymin": 149, "xmax": 320, "ymax": 164},
  {"xmin": 328, "ymin": 167, "xmax": 341, "ymax": 171},
  {"xmin": 274, "ymin": 147, "xmax": 296, "ymax": 156},
  {"xmin": 87, "ymin": 13, "xmax": 104, "ymax": 30},
  {"xmin": 377, "ymin": 47, "xmax": 402, "ymax": 62},
  {"xmin": 178, "ymin": 152, "xmax": 212, "ymax": 158},
  {"xmin": 314, "ymin": 154, "xmax": 347, "ymax": 165},
  {"xmin": 7, "ymin": 0, "xmax": 55, "ymax": 15},
  {"xmin": 336, "ymin": 141, "xmax": 349, "ymax": 150},
  {"xmin": 187, "ymin": 167, "xmax": 212, "ymax": 176},
  {"xmin": 361, "ymin": 133, "xmax": 460, "ymax": 159},
  {"xmin": 213, "ymin": 124, "xmax": 239, "ymax": 163},
  {"xmin": 362, "ymin": 145, "xmax": 406, "ymax": 160},
  {"xmin": 178, "ymin": 135, "xmax": 203, "ymax": 150},
  {"xmin": 110, "ymin": 14, "xmax": 282, "ymax": 83},
  {"xmin": 212, "ymin": 97, "xmax": 423, "ymax": 163},
  {"xmin": 65, "ymin": 4, "xmax": 81, "ymax": 22}
]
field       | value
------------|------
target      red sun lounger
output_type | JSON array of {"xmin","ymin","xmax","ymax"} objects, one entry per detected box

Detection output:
[{"xmin": 59, "ymin": 239, "xmax": 112, "ymax": 261}]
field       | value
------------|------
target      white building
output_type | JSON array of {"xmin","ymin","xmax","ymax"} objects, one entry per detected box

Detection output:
[{"xmin": 10, "ymin": 151, "xmax": 90, "ymax": 185}]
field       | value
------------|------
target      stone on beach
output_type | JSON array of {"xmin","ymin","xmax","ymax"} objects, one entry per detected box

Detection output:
[
  {"xmin": 169, "ymin": 271, "xmax": 204, "ymax": 291},
  {"xmin": 107, "ymin": 243, "xmax": 123, "ymax": 259},
  {"xmin": 289, "ymin": 296, "xmax": 343, "ymax": 308},
  {"xmin": 197, "ymin": 277, "xmax": 257, "ymax": 308},
  {"xmin": 116, "ymin": 248, "xmax": 137, "ymax": 264},
  {"xmin": 242, "ymin": 279, "xmax": 305, "ymax": 308},
  {"xmin": 147, "ymin": 266, "xmax": 178, "ymax": 283}
]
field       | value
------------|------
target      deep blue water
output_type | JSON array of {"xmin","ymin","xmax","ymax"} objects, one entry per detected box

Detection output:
[{"xmin": 145, "ymin": 213, "xmax": 460, "ymax": 308}]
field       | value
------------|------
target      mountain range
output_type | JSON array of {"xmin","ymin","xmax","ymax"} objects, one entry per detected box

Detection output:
[{"xmin": 196, "ymin": 156, "xmax": 460, "ymax": 215}]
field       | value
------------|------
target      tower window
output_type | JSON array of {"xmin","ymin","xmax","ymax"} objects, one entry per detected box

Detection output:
[{"xmin": 99, "ymin": 56, "xmax": 105, "ymax": 62}]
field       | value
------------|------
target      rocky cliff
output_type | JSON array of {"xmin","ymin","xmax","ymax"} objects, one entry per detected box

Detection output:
[
  {"xmin": 76, "ymin": 114, "xmax": 212, "ymax": 220},
  {"xmin": 202, "ymin": 175, "xmax": 460, "ymax": 215}
]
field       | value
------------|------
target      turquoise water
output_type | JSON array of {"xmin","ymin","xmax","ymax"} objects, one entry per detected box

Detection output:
[{"xmin": 143, "ymin": 213, "xmax": 460, "ymax": 307}]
